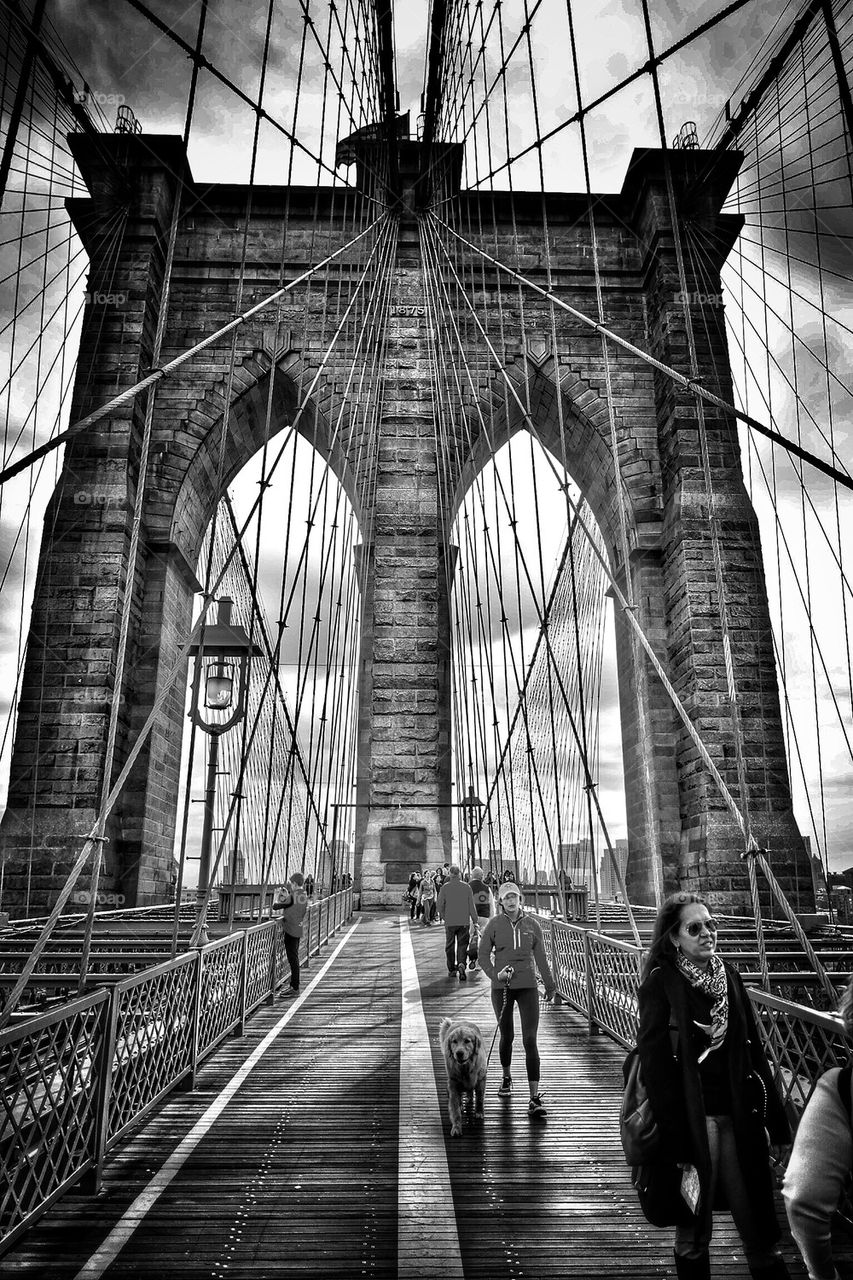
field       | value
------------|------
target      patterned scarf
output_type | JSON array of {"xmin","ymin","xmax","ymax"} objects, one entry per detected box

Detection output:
[{"xmin": 676, "ymin": 951, "xmax": 728, "ymax": 1059}]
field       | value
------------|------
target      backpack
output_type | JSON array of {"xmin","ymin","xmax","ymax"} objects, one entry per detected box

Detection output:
[
  {"xmin": 620, "ymin": 1049, "xmax": 660, "ymax": 1166},
  {"xmin": 620, "ymin": 1016, "xmax": 678, "ymax": 1166}
]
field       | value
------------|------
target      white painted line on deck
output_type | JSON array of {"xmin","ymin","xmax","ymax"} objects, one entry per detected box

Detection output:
[
  {"xmin": 398, "ymin": 919, "xmax": 465, "ymax": 1279},
  {"xmin": 74, "ymin": 920, "xmax": 361, "ymax": 1280}
]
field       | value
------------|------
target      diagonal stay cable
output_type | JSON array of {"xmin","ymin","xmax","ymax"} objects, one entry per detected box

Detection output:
[
  {"xmin": 433, "ymin": 0, "xmax": 758, "ymax": 196},
  {"xmin": 427, "ymin": 213, "xmax": 853, "ymax": 492},
  {"xmin": 0, "ymin": 215, "xmax": 386, "ymax": 488},
  {"xmin": 423, "ymin": 214, "xmax": 748, "ymax": 833},
  {"xmin": 185, "ymin": 214, "xmax": 398, "ymax": 937},
  {"xmin": 426, "ymin": 215, "xmax": 839, "ymax": 1001},
  {"xmin": 120, "ymin": 0, "xmax": 378, "ymax": 199},
  {"xmin": 0, "ymin": 214, "xmax": 391, "ymax": 1026},
  {"xmin": 420, "ymin": 216, "xmax": 639, "ymax": 937}
]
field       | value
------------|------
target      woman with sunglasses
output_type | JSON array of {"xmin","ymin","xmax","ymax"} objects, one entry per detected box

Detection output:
[{"xmin": 636, "ymin": 892, "xmax": 791, "ymax": 1280}]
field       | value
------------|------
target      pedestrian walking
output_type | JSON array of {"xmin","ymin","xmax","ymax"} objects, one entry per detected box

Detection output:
[
  {"xmin": 274, "ymin": 871, "xmax": 308, "ymax": 995},
  {"xmin": 478, "ymin": 881, "xmax": 556, "ymax": 1118},
  {"xmin": 636, "ymin": 891, "xmax": 790, "ymax": 1279},
  {"xmin": 436, "ymin": 864, "xmax": 479, "ymax": 980},
  {"xmin": 466, "ymin": 864, "xmax": 494, "ymax": 968},
  {"xmin": 405, "ymin": 870, "xmax": 422, "ymax": 920},
  {"xmin": 783, "ymin": 975, "xmax": 853, "ymax": 1280},
  {"xmin": 418, "ymin": 873, "xmax": 437, "ymax": 925}
]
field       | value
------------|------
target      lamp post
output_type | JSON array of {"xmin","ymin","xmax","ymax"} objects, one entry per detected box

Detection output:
[
  {"xmin": 187, "ymin": 597, "xmax": 262, "ymax": 939},
  {"xmin": 461, "ymin": 785, "xmax": 483, "ymax": 873}
]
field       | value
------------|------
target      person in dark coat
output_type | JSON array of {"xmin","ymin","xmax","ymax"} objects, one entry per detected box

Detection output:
[{"xmin": 636, "ymin": 892, "xmax": 791, "ymax": 1280}]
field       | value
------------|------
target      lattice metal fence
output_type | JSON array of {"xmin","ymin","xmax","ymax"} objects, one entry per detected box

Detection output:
[
  {"xmin": 0, "ymin": 991, "xmax": 109, "ymax": 1252},
  {"xmin": 540, "ymin": 915, "xmax": 853, "ymax": 1107},
  {"xmin": 109, "ymin": 954, "xmax": 197, "ymax": 1143},
  {"xmin": 0, "ymin": 890, "xmax": 353, "ymax": 1256}
]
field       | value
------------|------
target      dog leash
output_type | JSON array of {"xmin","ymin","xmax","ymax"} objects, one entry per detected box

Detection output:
[{"xmin": 487, "ymin": 970, "xmax": 513, "ymax": 1068}]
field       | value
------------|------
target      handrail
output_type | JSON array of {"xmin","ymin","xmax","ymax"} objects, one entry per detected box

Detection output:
[{"xmin": 0, "ymin": 889, "xmax": 353, "ymax": 1257}]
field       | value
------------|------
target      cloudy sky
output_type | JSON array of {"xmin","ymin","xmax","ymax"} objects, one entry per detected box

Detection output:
[{"xmin": 0, "ymin": 0, "xmax": 850, "ymax": 890}]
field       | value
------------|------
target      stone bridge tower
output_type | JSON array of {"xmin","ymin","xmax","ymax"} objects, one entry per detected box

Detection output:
[{"xmin": 0, "ymin": 125, "xmax": 811, "ymax": 915}]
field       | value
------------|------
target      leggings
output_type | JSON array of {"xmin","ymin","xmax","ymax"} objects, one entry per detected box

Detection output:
[{"xmin": 490, "ymin": 986, "xmax": 540, "ymax": 1082}]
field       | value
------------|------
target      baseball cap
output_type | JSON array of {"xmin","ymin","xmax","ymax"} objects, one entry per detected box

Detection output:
[{"xmin": 498, "ymin": 881, "xmax": 522, "ymax": 902}]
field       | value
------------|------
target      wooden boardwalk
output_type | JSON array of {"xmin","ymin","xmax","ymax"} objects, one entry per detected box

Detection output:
[{"xmin": 3, "ymin": 913, "xmax": 811, "ymax": 1279}]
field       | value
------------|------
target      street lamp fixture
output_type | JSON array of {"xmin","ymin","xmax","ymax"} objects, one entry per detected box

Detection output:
[
  {"xmin": 462, "ymin": 785, "xmax": 483, "ymax": 871},
  {"xmin": 205, "ymin": 662, "xmax": 235, "ymax": 710},
  {"xmin": 187, "ymin": 597, "xmax": 262, "ymax": 939}
]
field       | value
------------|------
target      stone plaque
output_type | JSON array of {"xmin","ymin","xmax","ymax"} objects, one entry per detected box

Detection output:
[{"xmin": 380, "ymin": 826, "xmax": 426, "ymax": 883}]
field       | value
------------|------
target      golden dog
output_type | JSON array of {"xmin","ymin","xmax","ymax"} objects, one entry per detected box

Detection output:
[{"xmin": 438, "ymin": 1016, "xmax": 487, "ymax": 1137}]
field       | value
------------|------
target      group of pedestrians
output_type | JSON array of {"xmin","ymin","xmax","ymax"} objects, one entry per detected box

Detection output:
[{"xmin": 405, "ymin": 868, "xmax": 440, "ymax": 923}]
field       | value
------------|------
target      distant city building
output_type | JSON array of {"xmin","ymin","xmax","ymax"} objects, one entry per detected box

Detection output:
[
  {"xmin": 599, "ymin": 840, "xmax": 628, "ymax": 899},
  {"xmin": 801, "ymin": 834, "xmax": 830, "ymax": 909},
  {"xmin": 229, "ymin": 849, "xmax": 246, "ymax": 885},
  {"xmin": 556, "ymin": 837, "xmax": 627, "ymax": 899}
]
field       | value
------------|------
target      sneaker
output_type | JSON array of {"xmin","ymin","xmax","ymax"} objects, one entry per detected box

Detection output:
[
  {"xmin": 468, "ymin": 958, "xmax": 477, "ymax": 969},
  {"xmin": 528, "ymin": 1094, "xmax": 547, "ymax": 1119},
  {"xmin": 497, "ymin": 1076, "xmax": 513, "ymax": 1096},
  {"xmin": 458, "ymin": 966, "xmax": 467, "ymax": 981}
]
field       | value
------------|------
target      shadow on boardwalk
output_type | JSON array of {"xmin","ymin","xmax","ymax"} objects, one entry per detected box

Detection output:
[{"xmin": 2, "ymin": 913, "xmax": 814, "ymax": 1278}]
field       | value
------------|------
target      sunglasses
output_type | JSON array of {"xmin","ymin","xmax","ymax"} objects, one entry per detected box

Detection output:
[{"xmin": 683, "ymin": 918, "xmax": 718, "ymax": 938}]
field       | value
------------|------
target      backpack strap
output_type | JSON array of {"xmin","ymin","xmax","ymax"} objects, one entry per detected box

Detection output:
[{"xmin": 838, "ymin": 1063, "xmax": 853, "ymax": 1126}]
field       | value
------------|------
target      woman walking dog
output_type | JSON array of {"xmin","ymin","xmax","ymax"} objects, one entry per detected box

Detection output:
[
  {"xmin": 636, "ymin": 892, "xmax": 790, "ymax": 1279},
  {"xmin": 478, "ymin": 881, "xmax": 556, "ymax": 1118}
]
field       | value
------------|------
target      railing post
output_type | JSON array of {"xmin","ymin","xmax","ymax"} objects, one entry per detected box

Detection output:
[
  {"xmin": 584, "ymin": 930, "xmax": 598, "ymax": 1036},
  {"xmin": 236, "ymin": 929, "xmax": 249, "ymax": 1036},
  {"xmin": 82, "ymin": 987, "xmax": 119, "ymax": 1194},
  {"xmin": 187, "ymin": 946, "xmax": 204, "ymax": 1088},
  {"xmin": 549, "ymin": 918, "xmax": 560, "ymax": 998},
  {"xmin": 267, "ymin": 920, "xmax": 277, "ymax": 1004}
]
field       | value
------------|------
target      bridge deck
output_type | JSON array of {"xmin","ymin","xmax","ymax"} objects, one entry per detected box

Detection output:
[{"xmin": 3, "ymin": 914, "xmax": 815, "ymax": 1278}]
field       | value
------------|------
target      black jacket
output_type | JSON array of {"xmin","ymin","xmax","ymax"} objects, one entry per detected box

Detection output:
[{"xmin": 636, "ymin": 957, "xmax": 789, "ymax": 1235}]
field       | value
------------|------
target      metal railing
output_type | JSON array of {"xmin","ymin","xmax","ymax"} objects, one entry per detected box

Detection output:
[
  {"xmin": 0, "ymin": 889, "xmax": 353, "ymax": 1256},
  {"xmin": 540, "ymin": 913, "xmax": 853, "ymax": 1113}
]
